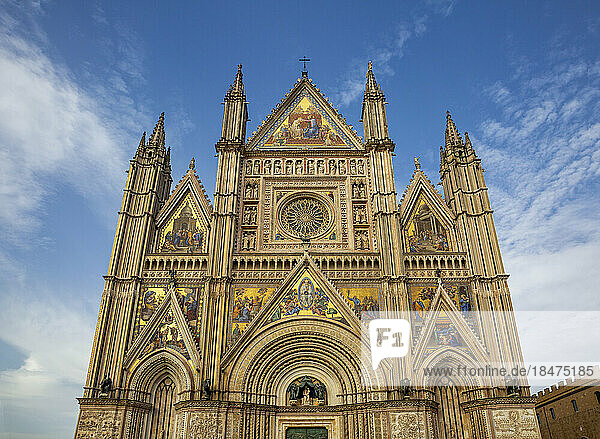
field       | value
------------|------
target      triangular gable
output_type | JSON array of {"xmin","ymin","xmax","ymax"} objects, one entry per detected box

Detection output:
[
  {"xmin": 399, "ymin": 169, "xmax": 457, "ymax": 253},
  {"xmin": 246, "ymin": 77, "xmax": 364, "ymax": 150},
  {"xmin": 125, "ymin": 283, "xmax": 201, "ymax": 368},
  {"xmin": 222, "ymin": 253, "xmax": 361, "ymax": 364},
  {"xmin": 155, "ymin": 165, "xmax": 212, "ymax": 253},
  {"xmin": 412, "ymin": 281, "xmax": 488, "ymax": 369}
]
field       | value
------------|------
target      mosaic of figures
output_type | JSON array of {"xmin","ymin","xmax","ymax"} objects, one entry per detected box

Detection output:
[
  {"xmin": 342, "ymin": 287, "xmax": 380, "ymax": 317},
  {"xmin": 159, "ymin": 194, "xmax": 207, "ymax": 253},
  {"xmin": 270, "ymin": 273, "xmax": 348, "ymax": 325},
  {"xmin": 404, "ymin": 196, "xmax": 451, "ymax": 252},
  {"xmin": 410, "ymin": 284, "xmax": 471, "ymax": 323},
  {"xmin": 286, "ymin": 376, "xmax": 327, "ymax": 406},
  {"xmin": 136, "ymin": 286, "xmax": 203, "ymax": 344},
  {"xmin": 244, "ymin": 157, "xmax": 366, "ymax": 176},
  {"xmin": 230, "ymin": 286, "xmax": 276, "ymax": 341},
  {"xmin": 140, "ymin": 308, "xmax": 190, "ymax": 359},
  {"xmin": 430, "ymin": 313, "xmax": 463, "ymax": 348},
  {"xmin": 264, "ymin": 96, "xmax": 346, "ymax": 147}
]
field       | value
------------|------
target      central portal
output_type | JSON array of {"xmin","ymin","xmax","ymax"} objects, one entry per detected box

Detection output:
[{"xmin": 285, "ymin": 427, "xmax": 328, "ymax": 439}]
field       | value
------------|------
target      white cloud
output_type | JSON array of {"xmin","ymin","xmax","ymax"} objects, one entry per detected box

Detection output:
[
  {"xmin": 0, "ymin": 3, "xmax": 150, "ymax": 240},
  {"xmin": 0, "ymin": 3, "xmax": 151, "ymax": 438},
  {"xmin": 475, "ymin": 53, "xmax": 600, "ymax": 311},
  {"xmin": 0, "ymin": 293, "xmax": 96, "ymax": 438}
]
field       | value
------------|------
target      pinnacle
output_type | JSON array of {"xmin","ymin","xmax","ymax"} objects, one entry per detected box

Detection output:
[
  {"xmin": 365, "ymin": 60, "xmax": 379, "ymax": 93},
  {"xmin": 232, "ymin": 64, "xmax": 244, "ymax": 93},
  {"xmin": 149, "ymin": 112, "xmax": 166, "ymax": 147},
  {"xmin": 138, "ymin": 131, "xmax": 146, "ymax": 149},
  {"xmin": 445, "ymin": 110, "xmax": 463, "ymax": 148}
]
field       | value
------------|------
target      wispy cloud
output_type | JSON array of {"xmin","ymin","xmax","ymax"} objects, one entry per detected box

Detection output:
[
  {"xmin": 0, "ymin": 2, "xmax": 149, "ymax": 240},
  {"xmin": 474, "ymin": 48, "xmax": 600, "ymax": 310},
  {"xmin": 0, "ymin": 2, "xmax": 151, "ymax": 437},
  {"xmin": 336, "ymin": 0, "xmax": 455, "ymax": 106}
]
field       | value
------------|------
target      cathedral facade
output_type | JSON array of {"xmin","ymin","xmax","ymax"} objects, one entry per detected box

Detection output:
[{"xmin": 74, "ymin": 63, "xmax": 541, "ymax": 439}]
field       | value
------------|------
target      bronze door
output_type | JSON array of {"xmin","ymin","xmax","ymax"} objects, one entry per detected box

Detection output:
[{"xmin": 285, "ymin": 427, "xmax": 328, "ymax": 439}]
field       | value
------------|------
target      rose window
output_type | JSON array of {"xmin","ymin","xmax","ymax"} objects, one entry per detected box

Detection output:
[{"xmin": 279, "ymin": 195, "xmax": 332, "ymax": 239}]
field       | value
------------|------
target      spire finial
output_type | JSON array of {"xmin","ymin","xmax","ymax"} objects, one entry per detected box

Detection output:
[
  {"xmin": 189, "ymin": 157, "xmax": 195, "ymax": 171},
  {"xmin": 445, "ymin": 110, "xmax": 463, "ymax": 148},
  {"xmin": 138, "ymin": 131, "xmax": 146, "ymax": 149},
  {"xmin": 232, "ymin": 64, "xmax": 244, "ymax": 92},
  {"xmin": 149, "ymin": 112, "xmax": 165, "ymax": 147},
  {"xmin": 414, "ymin": 156, "xmax": 421, "ymax": 170},
  {"xmin": 365, "ymin": 61, "xmax": 379, "ymax": 93}
]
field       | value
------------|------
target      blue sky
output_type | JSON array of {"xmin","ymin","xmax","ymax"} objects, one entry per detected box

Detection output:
[{"xmin": 0, "ymin": 0, "xmax": 599, "ymax": 437}]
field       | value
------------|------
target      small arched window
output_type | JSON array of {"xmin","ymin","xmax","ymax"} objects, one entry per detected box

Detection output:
[
  {"xmin": 572, "ymin": 399, "xmax": 579, "ymax": 412},
  {"xmin": 550, "ymin": 408, "xmax": 556, "ymax": 419},
  {"xmin": 595, "ymin": 391, "xmax": 600, "ymax": 405}
]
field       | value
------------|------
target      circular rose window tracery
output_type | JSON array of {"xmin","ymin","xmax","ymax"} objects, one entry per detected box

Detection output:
[{"xmin": 279, "ymin": 194, "xmax": 333, "ymax": 239}]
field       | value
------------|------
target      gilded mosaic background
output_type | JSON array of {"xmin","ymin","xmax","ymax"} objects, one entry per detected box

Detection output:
[
  {"xmin": 404, "ymin": 195, "xmax": 451, "ymax": 252},
  {"xmin": 158, "ymin": 193, "xmax": 206, "ymax": 253}
]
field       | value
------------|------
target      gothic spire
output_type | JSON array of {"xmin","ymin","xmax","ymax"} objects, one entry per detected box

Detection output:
[
  {"xmin": 365, "ymin": 61, "xmax": 380, "ymax": 93},
  {"xmin": 227, "ymin": 64, "xmax": 244, "ymax": 97},
  {"xmin": 220, "ymin": 64, "xmax": 248, "ymax": 144},
  {"xmin": 149, "ymin": 112, "xmax": 165, "ymax": 147},
  {"xmin": 445, "ymin": 111, "xmax": 463, "ymax": 148},
  {"xmin": 137, "ymin": 131, "xmax": 146, "ymax": 151},
  {"xmin": 361, "ymin": 61, "xmax": 390, "ymax": 144}
]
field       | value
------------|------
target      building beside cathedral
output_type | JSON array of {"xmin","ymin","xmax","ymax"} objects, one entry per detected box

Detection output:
[{"xmin": 74, "ymin": 63, "xmax": 541, "ymax": 438}]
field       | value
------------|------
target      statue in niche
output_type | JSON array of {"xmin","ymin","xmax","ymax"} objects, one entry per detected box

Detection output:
[
  {"xmin": 284, "ymin": 160, "xmax": 292, "ymax": 175},
  {"xmin": 246, "ymin": 160, "xmax": 253, "ymax": 175},
  {"xmin": 338, "ymin": 160, "xmax": 346, "ymax": 174},
  {"xmin": 352, "ymin": 182, "xmax": 366, "ymax": 199},
  {"xmin": 264, "ymin": 160, "xmax": 271, "ymax": 174},
  {"xmin": 245, "ymin": 183, "xmax": 253, "ymax": 199},
  {"xmin": 274, "ymin": 160, "xmax": 282, "ymax": 174},
  {"xmin": 302, "ymin": 386, "xmax": 311, "ymax": 405},
  {"xmin": 349, "ymin": 159, "xmax": 357, "ymax": 175},
  {"xmin": 295, "ymin": 160, "xmax": 303, "ymax": 175},
  {"xmin": 355, "ymin": 230, "xmax": 369, "ymax": 249},
  {"xmin": 315, "ymin": 382, "xmax": 326, "ymax": 402},
  {"xmin": 243, "ymin": 206, "xmax": 257, "ymax": 224},
  {"xmin": 357, "ymin": 159, "xmax": 364, "ymax": 174},
  {"xmin": 328, "ymin": 159, "xmax": 336, "ymax": 175},
  {"xmin": 317, "ymin": 160, "xmax": 325, "ymax": 174},
  {"xmin": 307, "ymin": 159, "xmax": 315, "ymax": 175},
  {"xmin": 354, "ymin": 206, "xmax": 367, "ymax": 223},
  {"xmin": 241, "ymin": 232, "xmax": 256, "ymax": 250},
  {"xmin": 288, "ymin": 382, "xmax": 300, "ymax": 401},
  {"xmin": 253, "ymin": 160, "xmax": 260, "ymax": 175},
  {"xmin": 287, "ymin": 376, "xmax": 327, "ymax": 406}
]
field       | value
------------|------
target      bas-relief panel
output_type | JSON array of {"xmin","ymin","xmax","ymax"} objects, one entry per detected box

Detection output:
[
  {"xmin": 491, "ymin": 409, "xmax": 539, "ymax": 439},
  {"xmin": 231, "ymin": 286, "xmax": 276, "ymax": 341},
  {"xmin": 135, "ymin": 285, "xmax": 204, "ymax": 345},
  {"xmin": 261, "ymin": 94, "xmax": 349, "ymax": 148},
  {"xmin": 270, "ymin": 271, "xmax": 348, "ymax": 325},
  {"xmin": 389, "ymin": 412, "xmax": 427, "ymax": 439},
  {"xmin": 404, "ymin": 195, "xmax": 451, "ymax": 253},
  {"xmin": 158, "ymin": 193, "xmax": 206, "ymax": 253}
]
